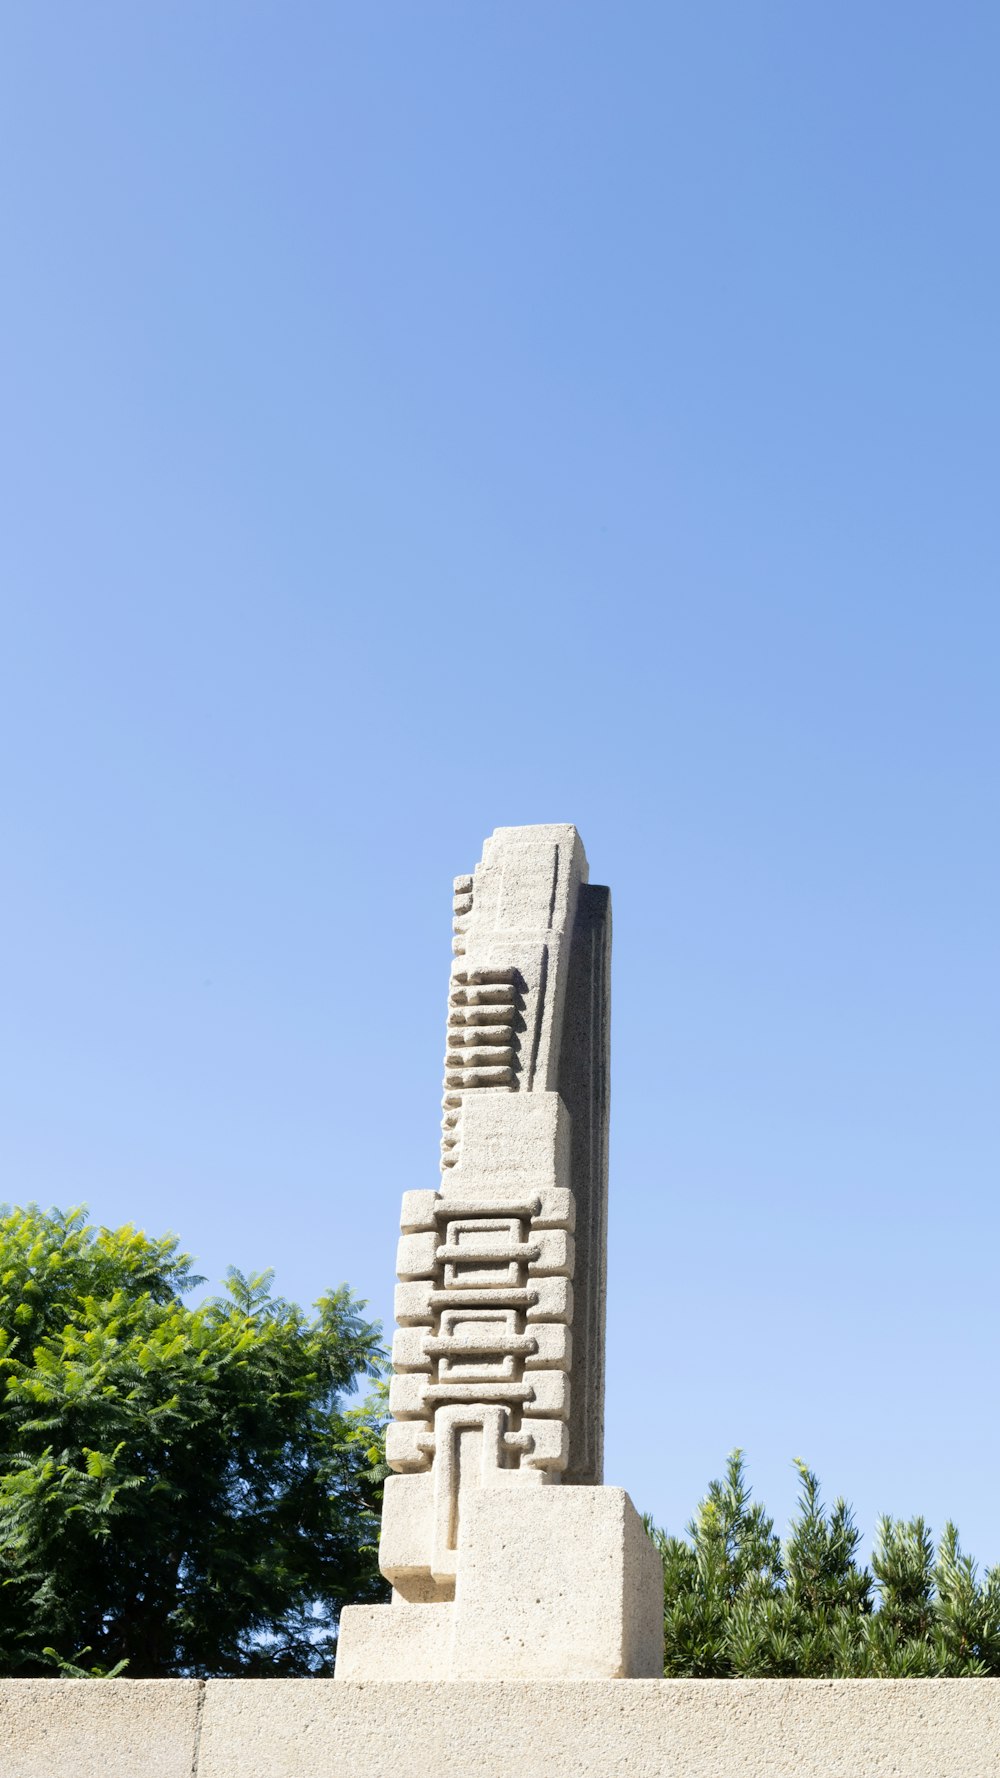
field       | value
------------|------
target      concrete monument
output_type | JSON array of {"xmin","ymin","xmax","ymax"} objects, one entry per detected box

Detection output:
[{"xmin": 336, "ymin": 824, "xmax": 664, "ymax": 1681}]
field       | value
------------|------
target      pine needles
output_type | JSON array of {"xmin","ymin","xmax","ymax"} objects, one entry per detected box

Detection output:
[{"xmin": 647, "ymin": 1453, "xmax": 1000, "ymax": 1676}]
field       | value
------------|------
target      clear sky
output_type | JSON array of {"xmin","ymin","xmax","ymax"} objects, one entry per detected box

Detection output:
[{"xmin": 2, "ymin": 4, "xmax": 999, "ymax": 1565}]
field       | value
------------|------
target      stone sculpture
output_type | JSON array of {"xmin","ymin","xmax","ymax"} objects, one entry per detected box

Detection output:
[{"xmin": 336, "ymin": 825, "xmax": 663, "ymax": 1680}]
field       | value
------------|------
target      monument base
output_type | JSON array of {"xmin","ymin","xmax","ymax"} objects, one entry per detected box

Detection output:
[
  {"xmin": 335, "ymin": 1485, "xmax": 664, "ymax": 1680},
  {"xmin": 4, "ymin": 1678, "xmax": 1000, "ymax": 1778}
]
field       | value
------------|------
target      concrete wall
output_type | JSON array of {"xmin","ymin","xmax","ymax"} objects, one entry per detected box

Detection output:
[{"xmin": 1, "ymin": 1678, "xmax": 998, "ymax": 1778}]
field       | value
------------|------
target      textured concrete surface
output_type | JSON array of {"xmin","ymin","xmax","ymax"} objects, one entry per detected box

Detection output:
[
  {"xmin": 454, "ymin": 1485, "xmax": 663, "ymax": 1678},
  {"xmin": 334, "ymin": 1599, "xmax": 451, "ymax": 1681},
  {"xmin": 352, "ymin": 824, "xmax": 629, "ymax": 1678},
  {"xmin": 339, "ymin": 1484, "xmax": 663, "ymax": 1680},
  {"xmin": 2, "ymin": 1678, "xmax": 999, "ymax": 1777},
  {"xmin": 385, "ymin": 829, "xmax": 603, "ymax": 1557},
  {"xmin": 198, "ymin": 1679, "xmax": 1000, "ymax": 1778},
  {"xmin": 0, "ymin": 1678, "xmax": 203, "ymax": 1778}
]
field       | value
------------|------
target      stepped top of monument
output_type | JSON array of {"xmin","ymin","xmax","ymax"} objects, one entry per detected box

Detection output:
[{"xmin": 480, "ymin": 822, "xmax": 590, "ymax": 867}]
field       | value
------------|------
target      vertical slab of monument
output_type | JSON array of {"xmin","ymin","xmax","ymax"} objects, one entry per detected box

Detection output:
[{"xmin": 336, "ymin": 825, "xmax": 663, "ymax": 1680}]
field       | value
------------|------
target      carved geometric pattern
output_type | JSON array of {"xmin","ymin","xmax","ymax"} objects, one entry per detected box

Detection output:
[
  {"xmin": 388, "ymin": 1189, "xmax": 573, "ymax": 1577},
  {"xmin": 440, "ymin": 960, "xmax": 521, "ymax": 1170},
  {"xmin": 380, "ymin": 826, "xmax": 607, "ymax": 1596}
]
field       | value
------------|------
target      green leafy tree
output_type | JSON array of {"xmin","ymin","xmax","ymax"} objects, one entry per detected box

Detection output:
[
  {"xmin": 650, "ymin": 1452, "xmax": 1000, "ymax": 1677},
  {"xmin": 0, "ymin": 1205, "xmax": 388, "ymax": 1677}
]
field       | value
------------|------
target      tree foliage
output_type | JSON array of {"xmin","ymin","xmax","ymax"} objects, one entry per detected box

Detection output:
[
  {"xmin": 6, "ymin": 1206, "xmax": 1000, "ymax": 1681},
  {"xmin": 649, "ymin": 1452, "xmax": 1000, "ymax": 1676},
  {"xmin": 0, "ymin": 1205, "xmax": 388, "ymax": 1677}
]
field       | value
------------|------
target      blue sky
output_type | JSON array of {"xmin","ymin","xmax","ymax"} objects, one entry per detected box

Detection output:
[{"xmin": 2, "ymin": 4, "xmax": 999, "ymax": 1563}]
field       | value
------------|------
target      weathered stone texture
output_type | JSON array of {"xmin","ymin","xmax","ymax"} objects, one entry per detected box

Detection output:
[
  {"xmin": 196, "ymin": 1679, "xmax": 1000, "ymax": 1778},
  {"xmin": 393, "ymin": 824, "xmax": 603, "ymax": 1580},
  {"xmin": 454, "ymin": 1486, "xmax": 663, "ymax": 1680},
  {"xmin": 0, "ymin": 1677, "xmax": 203, "ymax": 1778},
  {"xmin": 3, "ymin": 1677, "xmax": 998, "ymax": 1777},
  {"xmin": 338, "ymin": 824, "xmax": 661, "ymax": 1678},
  {"xmin": 337, "ymin": 1486, "xmax": 662, "ymax": 1681}
]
